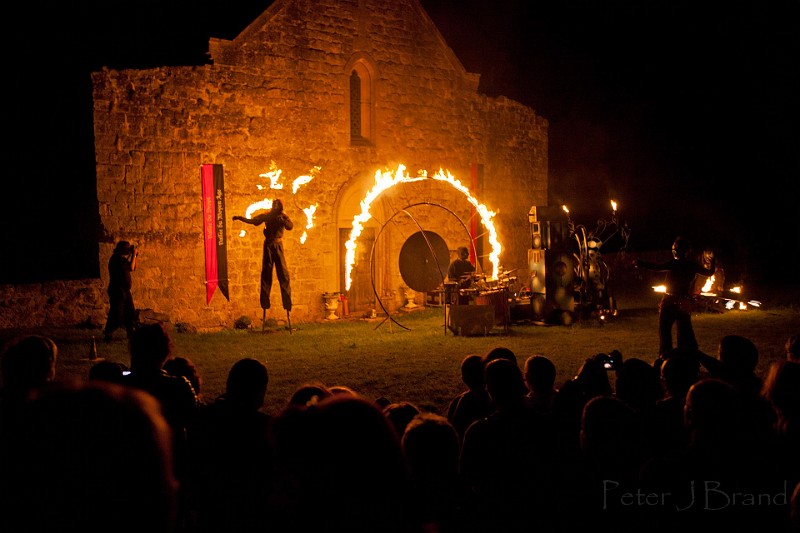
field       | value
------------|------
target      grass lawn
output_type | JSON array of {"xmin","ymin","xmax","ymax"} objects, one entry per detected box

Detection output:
[{"xmin": 2, "ymin": 283, "xmax": 798, "ymax": 417}]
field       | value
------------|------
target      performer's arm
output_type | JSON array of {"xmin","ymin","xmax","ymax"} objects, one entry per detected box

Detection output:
[
  {"xmin": 129, "ymin": 250, "xmax": 138, "ymax": 271},
  {"xmin": 635, "ymin": 259, "xmax": 667, "ymax": 271},
  {"xmin": 280, "ymin": 214, "xmax": 294, "ymax": 230},
  {"xmin": 232, "ymin": 214, "xmax": 260, "ymax": 226}
]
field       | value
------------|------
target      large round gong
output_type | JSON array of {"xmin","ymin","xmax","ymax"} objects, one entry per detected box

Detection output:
[{"xmin": 399, "ymin": 231, "xmax": 450, "ymax": 293}]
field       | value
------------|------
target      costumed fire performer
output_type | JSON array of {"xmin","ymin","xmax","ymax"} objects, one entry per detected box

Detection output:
[
  {"xmin": 233, "ymin": 199, "xmax": 294, "ymax": 332},
  {"xmin": 635, "ymin": 236, "xmax": 715, "ymax": 356}
]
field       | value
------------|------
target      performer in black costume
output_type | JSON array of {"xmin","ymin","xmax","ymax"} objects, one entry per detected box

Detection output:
[
  {"xmin": 636, "ymin": 236, "xmax": 715, "ymax": 356},
  {"xmin": 447, "ymin": 246, "xmax": 476, "ymax": 288},
  {"xmin": 233, "ymin": 199, "xmax": 294, "ymax": 317},
  {"xmin": 103, "ymin": 240, "xmax": 138, "ymax": 342}
]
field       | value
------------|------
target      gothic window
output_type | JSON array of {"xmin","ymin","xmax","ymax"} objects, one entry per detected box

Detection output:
[{"xmin": 349, "ymin": 60, "xmax": 373, "ymax": 143}]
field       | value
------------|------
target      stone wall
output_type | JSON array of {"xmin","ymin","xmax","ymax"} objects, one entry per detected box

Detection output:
[
  {"xmin": 0, "ymin": 280, "xmax": 105, "ymax": 329},
  {"xmin": 85, "ymin": 0, "xmax": 549, "ymax": 330}
]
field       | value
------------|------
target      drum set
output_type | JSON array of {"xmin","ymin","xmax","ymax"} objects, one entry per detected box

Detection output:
[{"xmin": 442, "ymin": 269, "xmax": 520, "ymax": 335}]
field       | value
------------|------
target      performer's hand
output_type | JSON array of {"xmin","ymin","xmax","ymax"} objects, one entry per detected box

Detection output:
[{"xmin": 232, "ymin": 215, "xmax": 242, "ymax": 221}]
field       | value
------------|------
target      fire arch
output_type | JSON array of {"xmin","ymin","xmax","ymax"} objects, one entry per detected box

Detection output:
[{"xmin": 344, "ymin": 164, "xmax": 501, "ymax": 291}]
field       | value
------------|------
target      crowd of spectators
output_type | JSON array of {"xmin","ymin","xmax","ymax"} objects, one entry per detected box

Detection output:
[{"xmin": 1, "ymin": 324, "xmax": 798, "ymax": 532}]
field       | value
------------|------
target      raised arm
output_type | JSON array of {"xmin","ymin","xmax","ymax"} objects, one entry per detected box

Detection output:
[{"xmin": 232, "ymin": 215, "xmax": 259, "ymax": 226}]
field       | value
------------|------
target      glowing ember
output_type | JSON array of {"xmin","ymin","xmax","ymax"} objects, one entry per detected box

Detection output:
[{"xmin": 344, "ymin": 165, "xmax": 501, "ymax": 291}]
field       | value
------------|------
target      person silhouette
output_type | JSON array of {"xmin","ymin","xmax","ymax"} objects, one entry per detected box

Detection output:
[
  {"xmin": 0, "ymin": 334, "xmax": 58, "ymax": 407},
  {"xmin": 523, "ymin": 355, "xmax": 558, "ymax": 418},
  {"xmin": 270, "ymin": 395, "xmax": 416, "ymax": 532},
  {"xmin": 401, "ymin": 412, "xmax": 467, "ymax": 533},
  {"xmin": 447, "ymin": 354, "xmax": 491, "ymax": 441},
  {"xmin": 1, "ymin": 381, "xmax": 178, "ymax": 533},
  {"xmin": 447, "ymin": 246, "xmax": 476, "ymax": 288},
  {"xmin": 635, "ymin": 236, "xmax": 715, "ymax": 356},
  {"xmin": 232, "ymin": 199, "xmax": 293, "ymax": 326},
  {"xmin": 187, "ymin": 358, "xmax": 273, "ymax": 533},
  {"xmin": 460, "ymin": 358, "xmax": 557, "ymax": 532},
  {"xmin": 103, "ymin": 240, "xmax": 138, "ymax": 342}
]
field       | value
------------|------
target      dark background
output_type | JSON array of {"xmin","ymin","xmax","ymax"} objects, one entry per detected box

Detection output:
[{"xmin": 4, "ymin": 0, "xmax": 797, "ymax": 284}]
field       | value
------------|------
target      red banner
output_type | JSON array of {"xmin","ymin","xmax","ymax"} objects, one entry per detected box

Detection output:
[{"xmin": 201, "ymin": 164, "xmax": 230, "ymax": 304}]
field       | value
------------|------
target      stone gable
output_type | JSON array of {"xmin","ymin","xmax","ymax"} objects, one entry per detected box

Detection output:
[{"xmin": 86, "ymin": 0, "xmax": 548, "ymax": 330}]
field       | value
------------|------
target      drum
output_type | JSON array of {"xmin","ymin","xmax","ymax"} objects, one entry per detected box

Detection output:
[{"xmin": 475, "ymin": 288, "xmax": 510, "ymax": 331}]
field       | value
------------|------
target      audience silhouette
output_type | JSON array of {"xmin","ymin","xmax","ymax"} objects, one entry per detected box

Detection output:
[
  {"xmin": 447, "ymin": 354, "xmax": 491, "ymax": 441},
  {"xmin": 270, "ymin": 394, "xmax": 417, "ymax": 532},
  {"xmin": 0, "ymin": 334, "xmax": 58, "ymax": 407},
  {"xmin": 523, "ymin": 354, "xmax": 558, "ymax": 418},
  {"xmin": 1, "ymin": 381, "xmax": 177, "ymax": 533},
  {"xmin": 123, "ymin": 322, "xmax": 199, "ymax": 529},
  {"xmin": 164, "ymin": 356, "xmax": 203, "ymax": 404},
  {"xmin": 401, "ymin": 411, "xmax": 468, "ymax": 533},
  {"xmin": 1, "ymin": 330, "xmax": 796, "ymax": 532},
  {"xmin": 88, "ymin": 360, "xmax": 127, "ymax": 384},
  {"xmin": 460, "ymin": 357, "xmax": 557, "ymax": 532},
  {"xmin": 384, "ymin": 400, "xmax": 421, "ymax": 439},
  {"xmin": 186, "ymin": 358, "xmax": 273, "ymax": 533}
]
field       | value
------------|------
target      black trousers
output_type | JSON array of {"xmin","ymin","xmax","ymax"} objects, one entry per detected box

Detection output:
[
  {"xmin": 260, "ymin": 240, "xmax": 292, "ymax": 311},
  {"xmin": 658, "ymin": 294, "xmax": 697, "ymax": 356}
]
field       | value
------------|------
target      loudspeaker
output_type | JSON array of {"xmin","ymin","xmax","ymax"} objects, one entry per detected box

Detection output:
[
  {"xmin": 545, "ymin": 251, "xmax": 575, "ymax": 314},
  {"xmin": 527, "ymin": 249, "xmax": 575, "ymax": 323},
  {"xmin": 531, "ymin": 221, "xmax": 543, "ymax": 250},
  {"xmin": 548, "ymin": 221, "xmax": 570, "ymax": 250}
]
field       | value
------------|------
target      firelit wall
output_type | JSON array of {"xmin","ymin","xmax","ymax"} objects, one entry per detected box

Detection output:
[{"xmin": 91, "ymin": 0, "xmax": 548, "ymax": 329}]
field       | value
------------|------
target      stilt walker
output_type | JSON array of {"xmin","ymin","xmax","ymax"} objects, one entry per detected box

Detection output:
[{"xmin": 232, "ymin": 199, "xmax": 294, "ymax": 332}]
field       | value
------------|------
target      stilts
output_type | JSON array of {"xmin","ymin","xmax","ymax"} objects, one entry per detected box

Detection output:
[
  {"xmin": 262, "ymin": 308, "xmax": 266, "ymax": 332},
  {"xmin": 286, "ymin": 309, "xmax": 293, "ymax": 334}
]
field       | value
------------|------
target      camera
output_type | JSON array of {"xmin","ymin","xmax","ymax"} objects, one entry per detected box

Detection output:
[{"xmin": 596, "ymin": 351, "xmax": 622, "ymax": 371}]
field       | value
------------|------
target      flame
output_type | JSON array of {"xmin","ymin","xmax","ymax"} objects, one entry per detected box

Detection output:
[
  {"xmin": 292, "ymin": 166, "xmax": 319, "ymax": 194},
  {"xmin": 562, "ymin": 205, "xmax": 569, "ymax": 215},
  {"xmin": 299, "ymin": 204, "xmax": 318, "ymax": 244},
  {"xmin": 259, "ymin": 162, "xmax": 283, "ymax": 190},
  {"xmin": 344, "ymin": 165, "xmax": 500, "ymax": 290},
  {"xmin": 700, "ymin": 275, "xmax": 715, "ymax": 295},
  {"xmin": 729, "ymin": 286, "xmax": 742, "ymax": 294},
  {"xmin": 652, "ymin": 285, "xmax": 667, "ymax": 293},
  {"xmin": 610, "ymin": 199, "xmax": 617, "ymax": 212},
  {"xmin": 239, "ymin": 165, "xmax": 319, "ymax": 244}
]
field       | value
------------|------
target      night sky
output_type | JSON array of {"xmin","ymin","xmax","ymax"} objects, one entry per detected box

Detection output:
[{"xmin": 4, "ymin": 0, "xmax": 797, "ymax": 284}]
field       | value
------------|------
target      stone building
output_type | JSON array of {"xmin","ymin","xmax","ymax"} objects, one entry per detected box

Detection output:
[{"xmin": 89, "ymin": 0, "xmax": 548, "ymax": 330}]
